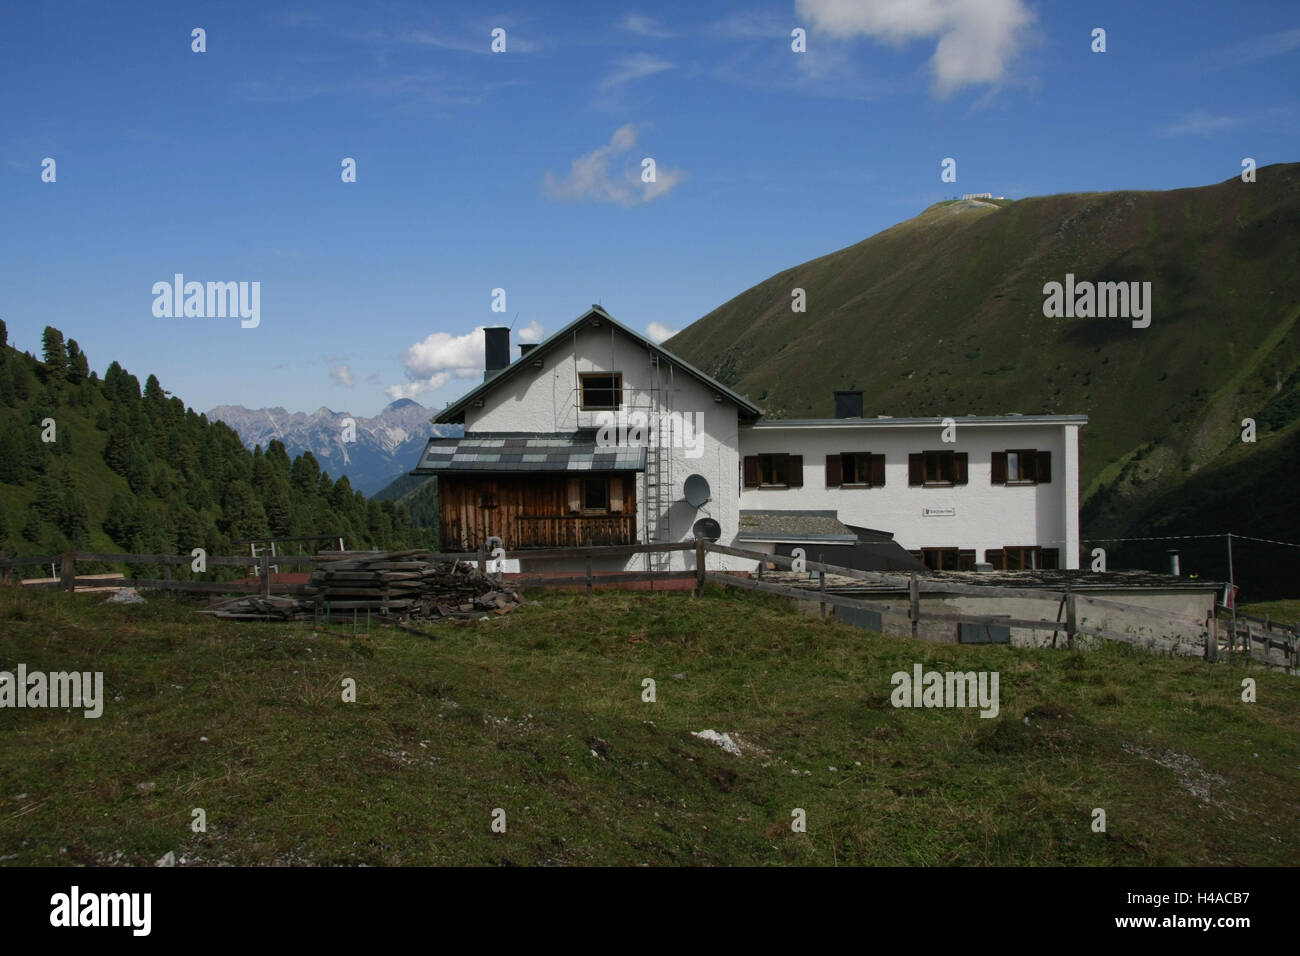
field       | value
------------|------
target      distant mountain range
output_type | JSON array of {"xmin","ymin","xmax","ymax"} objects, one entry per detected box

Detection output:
[{"xmin": 208, "ymin": 398, "xmax": 461, "ymax": 495}]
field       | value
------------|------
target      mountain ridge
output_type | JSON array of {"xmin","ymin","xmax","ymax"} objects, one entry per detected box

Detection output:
[{"xmin": 664, "ymin": 164, "xmax": 1300, "ymax": 596}]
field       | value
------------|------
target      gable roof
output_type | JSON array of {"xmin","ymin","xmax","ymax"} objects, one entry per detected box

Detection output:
[{"xmin": 434, "ymin": 306, "xmax": 762, "ymax": 425}]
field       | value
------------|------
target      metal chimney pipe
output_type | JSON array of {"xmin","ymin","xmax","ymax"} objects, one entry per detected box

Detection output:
[{"xmin": 1167, "ymin": 550, "xmax": 1180, "ymax": 576}]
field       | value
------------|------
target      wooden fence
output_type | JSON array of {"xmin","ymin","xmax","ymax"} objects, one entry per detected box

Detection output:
[{"xmin": 2, "ymin": 542, "xmax": 1295, "ymax": 671}]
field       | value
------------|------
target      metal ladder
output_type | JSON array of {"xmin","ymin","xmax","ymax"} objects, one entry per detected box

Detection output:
[{"xmin": 643, "ymin": 360, "xmax": 673, "ymax": 572}]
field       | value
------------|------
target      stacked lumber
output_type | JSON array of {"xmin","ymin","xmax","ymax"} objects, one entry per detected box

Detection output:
[{"xmin": 200, "ymin": 550, "xmax": 523, "ymax": 622}]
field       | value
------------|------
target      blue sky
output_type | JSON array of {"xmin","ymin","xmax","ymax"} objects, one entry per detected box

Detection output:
[{"xmin": 2, "ymin": 0, "xmax": 1296, "ymax": 418}]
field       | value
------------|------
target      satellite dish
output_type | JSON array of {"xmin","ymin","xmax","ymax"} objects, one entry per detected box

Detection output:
[
  {"xmin": 683, "ymin": 474, "xmax": 711, "ymax": 508},
  {"xmin": 692, "ymin": 518, "xmax": 722, "ymax": 542}
]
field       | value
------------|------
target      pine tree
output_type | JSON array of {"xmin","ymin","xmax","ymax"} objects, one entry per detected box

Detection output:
[
  {"xmin": 103, "ymin": 422, "xmax": 132, "ymax": 475},
  {"xmin": 41, "ymin": 326, "xmax": 66, "ymax": 380},
  {"xmin": 65, "ymin": 339, "xmax": 89, "ymax": 383}
]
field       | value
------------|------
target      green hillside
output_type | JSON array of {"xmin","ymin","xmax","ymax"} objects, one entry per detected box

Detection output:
[
  {"xmin": 665, "ymin": 165, "xmax": 1300, "ymax": 597},
  {"xmin": 2, "ymin": 584, "xmax": 1296, "ymax": 865},
  {"xmin": 0, "ymin": 323, "xmax": 424, "ymax": 574},
  {"xmin": 372, "ymin": 473, "xmax": 439, "ymax": 541}
]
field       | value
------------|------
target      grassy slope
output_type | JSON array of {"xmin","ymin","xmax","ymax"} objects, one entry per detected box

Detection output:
[
  {"xmin": 664, "ymin": 167, "xmax": 1300, "ymax": 587},
  {"xmin": 1, "ymin": 586, "xmax": 1295, "ymax": 866}
]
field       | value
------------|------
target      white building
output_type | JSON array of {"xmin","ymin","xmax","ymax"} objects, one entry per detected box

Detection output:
[{"xmin": 413, "ymin": 306, "xmax": 1084, "ymax": 572}]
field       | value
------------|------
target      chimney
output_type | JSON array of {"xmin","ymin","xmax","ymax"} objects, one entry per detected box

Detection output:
[
  {"xmin": 483, "ymin": 327, "xmax": 510, "ymax": 381},
  {"xmin": 1167, "ymin": 550, "xmax": 1180, "ymax": 576},
  {"xmin": 519, "ymin": 343, "xmax": 538, "ymax": 357},
  {"xmin": 834, "ymin": 390, "xmax": 863, "ymax": 418}
]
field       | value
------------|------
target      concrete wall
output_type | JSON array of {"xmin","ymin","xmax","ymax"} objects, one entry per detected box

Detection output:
[
  {"xmin": 467, "ymin": 322, "xmax": 740, "ymax": 572},
  {"xmin": 816, "ymin": 586, "xmax": 1215, "ymax": 655},
  {"xmin": 738, "ymin": 420, "xmax": 1080, "ymax": 568}
]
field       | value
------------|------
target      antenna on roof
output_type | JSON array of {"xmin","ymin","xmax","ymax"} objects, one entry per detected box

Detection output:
[{"xmin": 508, "ymin": 311, "xmax": 519, "ymax": 330}]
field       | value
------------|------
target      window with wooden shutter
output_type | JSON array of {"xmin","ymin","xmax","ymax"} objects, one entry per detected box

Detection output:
[
  {"xmin": 870, "ymin": 453, "xmax": 886, "ymax": 487},
  {"xmin": 743, "ymin": 456, "xmax": 760, "ymax": 488},
  {"xmin": 787, "ymin": 455, "xmax": 803, "ymax": 487},
  {"xmin": 959, "ymin": 549, "xmax": 976, "ymax": 571},
  {"xmin": 953, "ymin": 452, "xmax": 968, "ymax": 485},
  {"xmin": 995, "ymin": 449, "xmax": 1048, "ymax": 485},
  {"xmin": 825, "ymin": 454, "xmax": 842, "ymax": 488},
  {"xmin": 609, "ymin": 477, "xmax": 624, "ymax": 513},
  {"xmin": 984, "ymin": 548, "xmax": 1004, "ymax": 568},
  {"xmin": 991, "ymin": 451, "xmax": 1007, "ymax": 484},
  {"xmin": 566, "ymin": 478, "xmax": 581, "ymax": 514},
  {"xmin": 908, "ymin": 453, "xmax": 924, "ymax": 486},
  {"xmin": 1040, "ymin": 547, "xmax": 1059, "ymax": 569}
]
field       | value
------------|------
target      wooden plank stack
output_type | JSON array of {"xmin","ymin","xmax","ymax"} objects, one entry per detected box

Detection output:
[{"xmin": 200, "ymin": 550, "xmax": 523, "ymax": 622}]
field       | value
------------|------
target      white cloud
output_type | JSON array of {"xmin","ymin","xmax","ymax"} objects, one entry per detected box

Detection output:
[
  {"xmin": 329, "ymin": 363, "xmax": 355, "ymax": 387},
  {"xmin": 646, "ymin": 322, "xmax": 678, "ymax": 343},
  {"xmin": 599, "ymin": 53, "xmax": 675, "ymax": 89},
  {"xmin": 1217, "ymin": 27, "xmax": 1300, "ymax": 67},
  {"xmin": 403, "ymin": 27, "xmax": 540, "ymax": 54},
  {"xmin": 387, "ymin": 327, "xmax": 490, "ymax": 399},
  {"xmin": 795, "ymin": 0, "xmax": 1033, "ymax": 95},
  {"xmin": 518, "ymin": 320, "xmax": 545, "ymax": 343},
  {"xmin": 544, "ymin": 125, "xmax": 686, "ymax": 206},
  {"xmin": 1158, "ymin": 111, "xmax": 1244, "ymax": 137},
  {"xmin": 621, "ymin": 14, "xmax": 675, "ymax": 39}
]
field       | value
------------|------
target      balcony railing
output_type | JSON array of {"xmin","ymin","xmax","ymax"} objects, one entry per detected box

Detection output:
[{"xmin": 513, "ymin": 514, "xmax": 636, "ymax": 548}]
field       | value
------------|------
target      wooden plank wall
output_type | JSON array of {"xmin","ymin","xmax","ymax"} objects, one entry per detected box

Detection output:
[{"xmin": 439, "ymin": 474, "xmax": 638, "ymax": 551}]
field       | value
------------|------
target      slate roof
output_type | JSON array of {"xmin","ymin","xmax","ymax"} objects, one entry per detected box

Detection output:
[
  {"xmin": 737, "ymin": 510, "xmax": 858, "ymax": 544},
  {"xmin": 412, "ymin": 432, "xmax": 645, "ymax": 475}
]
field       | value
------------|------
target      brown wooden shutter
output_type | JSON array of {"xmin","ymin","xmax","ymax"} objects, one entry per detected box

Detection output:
[
  {"xmin": 959, "ymin": 550, "xmax": 976, "ymax": 571},
  {"xmin": 953, "ymin": 452, "xmax": 969, "ymax": 485},
  {"xmin": 908, "ymin": 453, "xmax": 923, "ymax": 486},
  {"xmin": 825, "ymin": 454, "xmax": 842, "ymax": 488},
  {"xmin": 991, "ymin": 451, "xmax": 1007, "ymax": 484},
  {"xmin": 984, "ymin": 549, "xmax": 1004, "ymax": 569},
  {"xmin": 787, "ymin": 455, "xmax": 803, "ymax": 487},
  {"xmin": 743, "ymin": 456, "xmax": 760, "ymax": 488},
  {"xmin": 567, "ymin": 478, "xmax": 581, "ymax": 513},
  {"xmin": 1036, "ymin": 450, "xmax": 1052, "ymax": 483},
  {"xmin": 1040, "ymin": 547, "xmax": 1059, "ymax": 569},
  {"xmin": 609, "ymin": 477, "xmax": 624, "ymax": 513},
  {"xmin": 870, "ymin": 453, "xmax": 886, "ymax": 487}
]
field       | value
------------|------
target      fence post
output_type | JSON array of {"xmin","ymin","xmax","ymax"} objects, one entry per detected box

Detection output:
[
  {"xmin": 478, "ymin": 542, "xmax": 487, "ymax": 576},
  {"xmin": 163, "ymin": 545, "xmax": 173, "ymax": 598},
  {"xmin": 585, "ymin": 553, "xmax": 593, "ymax": 596},
  {"xmin": 1205, "ymin": 613, "xmax": 1219, "ymax": 662},
  {"xmin": 260, "ymin": 551, "xmax": 270, "ymax": 599},
  {"xmin": 819, "ymin": 568, "xmax": 827, "ymax": 618},
  {"xmin": 60, "ymin": 551, "xmax": 76, "ymax": 592},
  {"xmin": 1065, "ymin": 588, "xmax": 1077, "ymax": 649},
  {"xmin": 0, "ymin": 549, "xmax": 7, "ymax": 586},
  {"xmin": 695, "ymin": 540, "xmax": 707, "ymax": 593},
  {"xmin": 908, "ymin": 573, "xmax": 919, "ymax": 639}
]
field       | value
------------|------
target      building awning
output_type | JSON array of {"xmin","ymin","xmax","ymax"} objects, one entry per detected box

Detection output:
[
  {"xmin": 412, "ymin": 432, "xmax": 646, "ymax": 475},
  {"xmin": 737, "ymin": 510, "xmax": 858, "ymax": 544}
]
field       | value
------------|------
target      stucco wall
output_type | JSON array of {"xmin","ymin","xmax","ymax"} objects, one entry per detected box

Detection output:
[{"xmin": 738, "ymin": 420, "xmax": 1080, "ymax": 568}]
